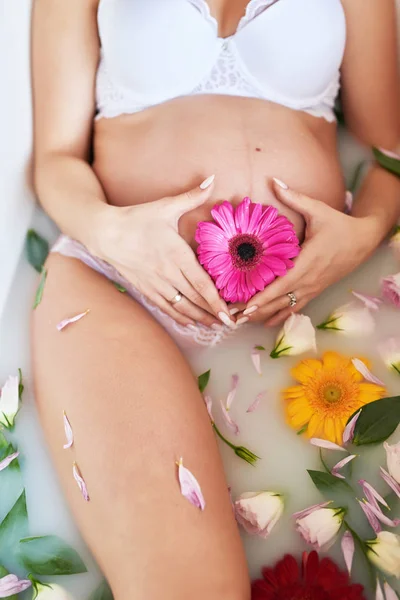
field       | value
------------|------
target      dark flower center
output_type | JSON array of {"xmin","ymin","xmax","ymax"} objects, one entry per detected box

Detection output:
[
  {"xmin": 229, "ymin": 234, "xmax": 263, "ymax": 271},
  {"xmin": 237, "ymin": 242, "xmax": 256, "ymax": 261}
]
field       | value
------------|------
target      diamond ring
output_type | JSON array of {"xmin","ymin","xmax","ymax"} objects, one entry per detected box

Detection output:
[{"xmin": 287, "ymin": 292, "xmax": 297, "ymax": 307}]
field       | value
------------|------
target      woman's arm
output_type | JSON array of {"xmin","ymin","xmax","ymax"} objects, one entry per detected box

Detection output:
[
  {"xmin": 240, "ymin": 0, "xmax": 400, "ymax": 325},
  {"xmin": 32, "ymin": 0, "xmax": 111, "ymax": 253},
  {"xmin": 341, "ymin": 0, "xmax": 400, "ymax": 240},
  {"xmin": 32, "ymin": 0, "xmax": 235, "ymax": 328}
]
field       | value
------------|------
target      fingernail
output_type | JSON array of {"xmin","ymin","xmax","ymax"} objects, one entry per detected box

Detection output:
[
  {"xmin": 211, "ymin": 323, "xmax": 223, "ymax": 331},
  {"xmin": 186, "ymin": 324, "xmax": 198, "ymax": 331},
  {"xmin": 200, "ymin": 174, "xmax": 215, "ymax": 190},
  {"xmin": 273, "ymin": 177, "xmax": 288, "ymax": 190},
  {"xmin": 243, "ymin": 305, "xmax": 258, "ymax": 316},
  {"xmin": 236, "ymin": 317, "xmax": 249, "ymax": 326},
  {"xmin": 229, "ymin": 307, "xmax": 240, "ymax": 315},
  {"xmin": 218, "ymin": 312, "xmax": 236, "ymax": 329}
]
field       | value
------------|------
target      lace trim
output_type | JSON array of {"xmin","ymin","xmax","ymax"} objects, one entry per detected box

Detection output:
[{"xmin": 187, "ymin": 0, "xmax": 281, "ymax": 36}]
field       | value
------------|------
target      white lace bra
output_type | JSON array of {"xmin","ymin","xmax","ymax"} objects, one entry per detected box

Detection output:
[{"xmin": 95, "ymin": 0, "xmax": 346, "ymax": 122}]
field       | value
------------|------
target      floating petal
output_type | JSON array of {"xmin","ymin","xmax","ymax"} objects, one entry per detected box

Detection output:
[
  {"xmin": 220, "ymin": 400, "xmax": 240, "ymax": 435},
  {"xmin": 251, "ymin": 348, "xmax": 262, "ymax": 375},
  {"xmin": 342, "ymin": 410, "xmax": 362, "ymax": 445},
  {"xmin": 0, "ymin": 375, "xmax": 20, "ymax": 429},
  {"xmin": 177, "ymin": 458, "xmax": 205, "ymax": 510},
  {"xmin": 0, "ymin": 452, "xmax": 19, "ymax": 472},
  {"xmin": 380, "ymin": 467, "xmax": 400, "ymax": 499},
  {"xmin": 359, "ymin": 479, "xmax": 389, "ymax": 509},
  {"xmin": 358, "ymin": 500, "xmax": 381, "ymax": 534},
  {"xmin": 247, "ymin": 392, "xmax": 265, "ymax": 413},
  {"xmin": 341, "ymin": 531, "xmax": 355, "ymax": 575},
  {"xmin": 310, "ymin": 438, "xmax": 346, "ymax": 452},
  {"xmin": 73, "ymin": 462, "xmax": 90, "ymax": 502},
  {"xmin": 332, "ymin": 455, "xmax": 357, "ymax": 479},
  {"xmin": 226, "ymin": 375, "xmax": 239, "ymax": 410},
  {"xmin": 383, "ymin": 581, "xmax": 398, "ymax": 600},
  {"xmin": 351, "ymin": 358, "xmax": 385, "ymax": 386},
  {"xmin": 63, "ymin": 411, "xmax": 74, "ymax": 449},
  {"xmin": 203, "ymin": 395, "xmax": 214, "ymax": 423},
  {"xmin": 57, "ymin": 309, "xmax": 90, "ymax": 331},
  {"xmin": 351, "ymin": 291, "xmax": 382, "ymax": 311},
  {"xmin": 0, "ymin": 574, "xmax": 31, "ymax": 595}
]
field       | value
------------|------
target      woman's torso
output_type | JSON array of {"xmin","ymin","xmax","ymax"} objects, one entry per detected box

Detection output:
[{"xmin": 92, "ymin": 0, "xmax": 347, "ymax": 244}]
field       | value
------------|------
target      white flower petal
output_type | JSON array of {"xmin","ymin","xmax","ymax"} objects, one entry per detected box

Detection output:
[
  {"xmin": 271, "ymin": 314, "xmax": 316, "ymax": 358},
  {"xmin": 220, "ymin": 399, "xmax": 240, "ymax": 435},
  {"xmin": 178, "ymin": 458, "xmax": 205, "ymax": 510},
  {"xmin": 351, "ymin": 358, "xmax": 385, "ymax": 386},
  {"xmin": 342, "ymin": 410, "xmax": 362, "ymax": 445},
  {"xmin": 63, "ymin": 411, "xmax": 74, "ymax": 450},
  {"xmin": 0, "ymin": 375, "xmax": 20, "ymax": 428},
  {"xmin": 251, "ymin": 348, "xmax": 262, "ymax": 375},
  {"xmin": 0, "ymin": 452, "xmax": 19, "ymax": 472},
  {"xmin": 226, "ymin": 374, "xmax": 239, "ymax": 410},
  {"xmin": 351, "ymin": 291, "xmax": 382, "ymax": 311},
  {"xmin": 341, "ymin": 531, "xmax": 355, "ymax": 575},
  {"xmin": 73, "ymin": 462, "xmax": 90, "ymax": 502},
  {"xmin": 310, "ymin": 438, "xmax": 346, "ymax": 452}
]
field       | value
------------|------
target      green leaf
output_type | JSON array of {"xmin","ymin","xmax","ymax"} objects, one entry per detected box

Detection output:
[
  {"xmin": 18, "ymin": 368, "xmax": 24, "ymax": 400},
  {"xmin": 18, "ymin": 535, "xmax": 87, "ymax": 576},
  {"xmin": 113, "ymin": 282, "xmax": 127, "ymax": 293},
  {"xmin": 254, "ymin": 346, "xmax": 266, "ymax": 351},
  {"xmin": 0, "ymin": 432, "xmax": 19, "ymax": 472},
  {"xmin": 308, "ymin": 470, "xmax": 352, "ymax": 496},
  {"xmin": 25, "ymin": 230, "xmax": 50, "ymax": 273},
  {"xmin": 88, "ymin": 580, "xmax": 114, "ymax": 600},
  {"xmin": 296, "ymin": 424, "xmax": 308, "ymax": 436},
  {"xmin": 198, "ymin": 370, "xmax": 211, "ymax": 393},
  {"xmin": 352, "ymin": 396, "xmax": 400, "ymax": 446},
  {"xmin": 33, "ymin": 268, "xmax": 48, "ymax": 310},
  {"xmin": 0, "ymin": 491, "xmax": 29, "ymax": 557},
  {"xmin": 0, "ymin": 566, "xmax": 17, "ymax": 600},
  {"xmin": 373, "ymin": 147, "xmax": 400, "ymax": 178}
]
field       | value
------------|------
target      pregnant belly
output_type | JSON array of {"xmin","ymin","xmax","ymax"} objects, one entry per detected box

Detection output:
[{"xmin": 93, "ymin": 95, "xmax": 346, "ymax": 246}]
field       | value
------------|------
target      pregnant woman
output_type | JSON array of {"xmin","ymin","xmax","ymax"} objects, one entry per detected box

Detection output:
[{"xmin": 31, "ymin": 0, "xmax": 399, "ymax": 598}]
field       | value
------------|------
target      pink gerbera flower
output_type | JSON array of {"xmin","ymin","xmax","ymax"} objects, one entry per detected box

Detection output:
[{"xmin": 195, "ymin": 198, "xmax": 300, "ymax": 303}]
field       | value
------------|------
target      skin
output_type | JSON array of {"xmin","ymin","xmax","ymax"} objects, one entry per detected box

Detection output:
[{"xmin": 31, "ymin": 0, "xmax": 399, "ymax": 598}]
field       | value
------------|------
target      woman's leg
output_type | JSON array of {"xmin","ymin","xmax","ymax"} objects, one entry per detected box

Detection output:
[{"xmin": 31, "ymin": 253, "xmax": 250, "ymax": 600}]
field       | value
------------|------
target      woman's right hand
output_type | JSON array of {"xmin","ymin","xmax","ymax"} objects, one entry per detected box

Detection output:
[{"xmin": 93, "ymin": 176, "xmax": 236, "ymax": 329}]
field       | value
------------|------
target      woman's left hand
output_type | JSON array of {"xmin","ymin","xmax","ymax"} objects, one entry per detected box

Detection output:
[{"xmin": 241, "ymin": 181, "xmax": 380, "ymax": 327}]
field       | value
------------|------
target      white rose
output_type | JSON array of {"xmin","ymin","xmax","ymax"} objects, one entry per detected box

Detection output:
[{"xmin": 234, "ymin": 491, "xmax": 284, "ymax": 538}]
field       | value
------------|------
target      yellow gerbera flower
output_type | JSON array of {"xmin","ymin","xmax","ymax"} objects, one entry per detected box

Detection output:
[{"xmin": 283, "ymin": 351, "xmax": 386, "ymax": 444}]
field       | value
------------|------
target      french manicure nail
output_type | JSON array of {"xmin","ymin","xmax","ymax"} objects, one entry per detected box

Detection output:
[
  {"xmin": 243, "ymin": 305, "xmax": 258, "ymax": 316},
  {"xmin": 211, "ymin": 323, "xmax": 223, "ymax": 331},
  {"xmin": 273, "ymin": 177, "xmax": 288, "ymax": 190},
  {"xmin": 200, "ymin": 174, "xmax": 215, "ymax": 190},
  {"xmin": 186, "ymin": 324, "xmax": 198, "ymax": 330},
  {"xmin": 218, "ymin": 312, "xmax": 236, "ymax": 329},
  {"xmin": 236, "ymin": 317, "xmax": 249, "ymax": 326},
  {"xmin": 229, "ymin": 307, "xmax": 240, "ymax": 315}
]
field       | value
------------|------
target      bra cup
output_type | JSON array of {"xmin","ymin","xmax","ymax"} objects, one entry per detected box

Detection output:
[
  {"xmin": 233, "ymin": 0, "xmax": 346, "ymax": 102},
  {"xmin": 98, "ymin": 0, "xmax": 222, "ymax": 103}
]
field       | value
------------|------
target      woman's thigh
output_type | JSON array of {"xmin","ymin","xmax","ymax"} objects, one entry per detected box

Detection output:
[{"xmin": 31, "ymin": 253, "xmax": 250, "ymax": 600}]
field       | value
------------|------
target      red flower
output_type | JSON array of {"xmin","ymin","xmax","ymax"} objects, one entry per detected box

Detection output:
[{"xmin": 252, "ymin": 551, "xmax": 366, "ymax": 600}]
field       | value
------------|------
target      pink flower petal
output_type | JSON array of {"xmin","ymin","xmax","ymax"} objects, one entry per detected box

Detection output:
[
  {"xmin": 247, "ymin": 392, "xmax": 266, "ymax": 413},
  {"xmin": 344, "ymin": 191, "xmax": 353, "ymax": 214},
  {"xmin": 378, "ymin": 147, "xmax": 400, "ymax": 160},
  {"xmin": 57, "ymin": 309, "xmax": 90, "ymax": 331},
  {"xmin": 376, "ymin": 580, "xmax": 385, "ymax": 600},
  {"xmin": 226, "ymin": 374, "xmax": 239, "ymax": 410},
  {"xmin": 177, "ymin": 458, "xmax": 205, "ymax": 510},
  {"xmin": 0, "ymin": 574, "xmax": 31, "ymax": 595},
  {"xmin": 351, "ymin": 358, "xmax": 385, "ymax": 386},
  {"xmin": 380, "ymin": 467, "xmax": 400, "ymax": 498},
  {"xmin": 73, "ymin": 462, "xmax": 90, "ymax": 502},
  {"xmin": 203, "ymin": 395, "xmax": 214, "ymax": 422},
  {"xmin": 351, "ymin": 291, "xmax": 382, "ymax": 311},
  {"xmin": 292, "ymin": 501, "xmax": 332, "ymax": 520},
  {"xmin": 382, "ymin": 273, "xmax": 400, "ymax": 308},
  {"xmin": 310, "ymin": 439, "xmax": 347, "ymax": 452},
  {"xmin": 359, "ymin": 479, "xmax": 389, "ymax": 509},
  {"xmin": 383, "ymin": 582, "xmax": 399, "ymax": 600},
  {"xmin": 332, "ymin": 455, "xmax": 357, "ymax": 479},
  {"xmin": 0, "ymin": 451, "xmax": 19, "ymax": 472},
  {"xmin": 363, "ymin": 500, "xmax": 400, "ymax": 528},
  {"xmin": 220, "ymin": 399, "xmax": 240, "ymax": 435},
  {"xmin": 63, "ymin": 411, "xmax": 74, "ymax": 449},
  {"xmin": 342, "ymin": 410, "xmax": 362, "ymax": 445},
  {"xmin": 251, "ymin": 348, "xmax": 262, "ymax": 376},
  {"xmin": 341, "ymin": 531, "xmax": 355, "ymax": 575},
  {"xmin": 358, "ymin": 500, "xmax": 381, "ymax": 534}
]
